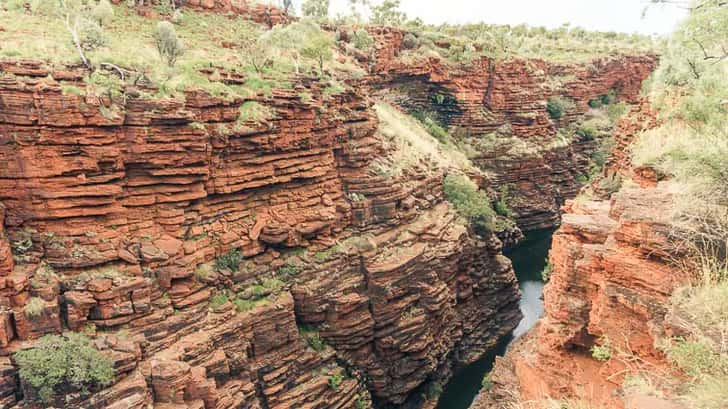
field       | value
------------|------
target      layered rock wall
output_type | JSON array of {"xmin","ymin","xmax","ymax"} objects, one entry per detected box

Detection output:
[
  {"xmin": 0, "ymin": 59, "xmax": 520, "ymax": 408},
  {"xmin": 364, "ymin": 26, "xmax": 658, "ymax": 231},
  {"xmin": 473, "ymin": 104, "xmax": 692, "ymax": 409}
]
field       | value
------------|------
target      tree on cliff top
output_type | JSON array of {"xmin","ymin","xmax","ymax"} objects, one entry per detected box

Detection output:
[
  {"xmin": 262, "ymin": 20, "xmax": 334, "ymax": 75},
  {"xmin": 302, "ymin": 0, "xmax": 329, "ymax": 19},
  {"xmin": 370, "ymin": 0, "xmax": 407, "ymax": 26}
]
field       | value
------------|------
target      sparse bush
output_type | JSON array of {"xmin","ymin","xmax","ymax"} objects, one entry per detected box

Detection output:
[
  {"xmin": 576, "ymin": 124, "xmax": 597, "ymax": 140},
  {"xmin": 412, "ymin": 110, "xmax": 451, "ymax": 144},
  {"xmin": 209, "ymin": 293, "xmax": 229, "ymax": 309},
  {"xmin": 588, "ymin": 98, "xmax": 603, "ymax": 109},
  {"xmin": 154, "ymin": 21, "xmax": 184, "ymax": 67},
  {"xmin": 370, "ymin": 0, "xmax": 407, "ymax": 26},
  {"xmin": 301, "ymin": 0, "xmax": 329, "ymax": 19},
  {"xmin": 328, "ymin": 373, "xmax": 343, "ymax": 390},
  {"xmin": 215, "ymin": 249, "xmax": 242, "ymax": 272},
  {"xmin": 665, "ymin": 338, "xmax": 727, "ymax": 379},
  {"xmin": 91, "ymin": 0, "xmax": 114, "ymax": 27},
  {"xmin": 494, "ymin": 186, "xmax": 513, "ymax": 217},
  {"xmin": 23, "ymin": 297, "xmax": 45, "ymax": 318},
  {"xmin": 78, "ymin": 19, "xmax": 107, "ymax": 51},
  {"xmin": 14, "ymin": 333, "xmax": 114, "ymax": 404},
  {"xmin": 352, "ymin": 29, "xmax": 374, "ymax": 51},
  {"xmin": 600, "ymin": 89, "xmax": 618, "ymax": 105},
  {"xmin": 277, "ymin": 263, "xmax": 299, "ymax": 279},
  {"xmin": 546, "ymin": 96, "xmax": 574, "ymax": 120},
  {"xmin": 443, "ymin": 174, "xmax": 495, "ymax": 234},
  {"xmin": 194, "ymin": 263, "xmax": 215, "ymax": 281},
  {"xmin": 237, "ymin": 101, "xmax": 276, "ymax": 124},
  {"xmin": 402, "ymin": 33, "xmax": 419, "ymax": 49},
  {"xmin": 541, "ymin": 261, "xmax": 553, "ymax": 282},
  {"xmin": 597, "ymin": 173, "xmax": 622, "ymax": 194},
  {"xmin": 590, "ymin": 338, "xmax": 612, "ymax": 362},
  {"xmin": 481, "ymin": 372, "xmax": 493, "ymax": 390},
  {"xmin": 299, "ymin": 324, "xmax": 326, "ymax": 352}
]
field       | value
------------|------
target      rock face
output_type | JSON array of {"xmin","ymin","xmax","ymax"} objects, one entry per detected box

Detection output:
[
  {"xmin": 0, "ymin": 58, "xmax": 521, "ymax": 408},
  {"xmin": 363, "ymin": 26, "xmax": 658, "ymax": 231},
  {"xmin": 472, "ymin": 106, "xmax": 691, "ymax": 409}
]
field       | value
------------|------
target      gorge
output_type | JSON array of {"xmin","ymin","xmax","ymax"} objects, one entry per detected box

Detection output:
[{"xmin": 0, "ymin": 1, "xmax": 725, "ymax": 409}]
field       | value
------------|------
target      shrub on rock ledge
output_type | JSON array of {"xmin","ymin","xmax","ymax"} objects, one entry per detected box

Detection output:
[
  {"xmin": 546, "ymin": 96, "xmax": 574, "ymax": 120},
  {"xmin": 14, "ymin": 333, "xmax": 114, "ymax": 404},
  {"xmin": 443, "ymin": 174, "xmax": 496, "ymax": 234}
]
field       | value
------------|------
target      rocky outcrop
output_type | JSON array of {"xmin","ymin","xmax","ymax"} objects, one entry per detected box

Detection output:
[
  {"xmin": 362, "ymin": 26, "xmax": 658, "ymax": 231},
  {"xmin": 473, "ymin": 182, "xmax": 691, "ymax": 408},
  {"xmin": 0, "ymin": 57, "xmax": 521, "ymax": 408},
  {"xmin": 109, "ymin": 0, "xmax": 293, "ymax": 27}
]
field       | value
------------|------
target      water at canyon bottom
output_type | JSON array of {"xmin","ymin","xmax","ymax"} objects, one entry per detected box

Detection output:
[{"xmin": 436, "ymin": 228, "xmax": 555, "ymax": 409}]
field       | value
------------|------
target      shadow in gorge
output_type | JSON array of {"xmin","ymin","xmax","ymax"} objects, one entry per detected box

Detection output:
[{"xmin": 435, "ymin": 228, "xmax": 555, "ymax": 409}]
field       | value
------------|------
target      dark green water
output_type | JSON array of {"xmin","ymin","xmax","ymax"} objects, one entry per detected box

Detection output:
[{"xmin": 435, "ymin": 228, "xmax": 555, "ymax": 409}]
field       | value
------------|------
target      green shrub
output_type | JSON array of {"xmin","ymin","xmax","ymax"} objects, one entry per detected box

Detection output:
[
  {"xmin": 14, "ymin": 333, "xmax": 114, "ymax": 403},
  {"xmin": 541, "ymin": 261, "xmax": 553, "ymax": 282},
  {"xmin": 352, "ymin": 29, "xmax": 374, "ymax": 51},
  {"xmin": 277, "ymin": 263, "xmax": 299, "ymax": 279},
  {"xmin": 600, "ymin": 89, "xmax": 618, "ymax": 105},
  {"xmin": 412, "ymin": 110, "xmax": 451, "ymax": 144},
  {"xmin": 209, "ymin": 293, "xmax": 229, "ymax": 309},
  {"xmin": 215, "ymin": 249, "xmax": 242, "ymax": 272},
  {"xmin": 234, "ymin": 297, "xmax": 269, "ymax": 312},
  {"xmin": 237, "ymin": 101, "xmax": 276, "ymax": 123},
  {"xmin": 590, "ymin": 338, "xmax": 612, "ymax": 362},
  {"xmin": 91, "ymin": 0, "xmax": 114, "ymax": 27},
  {"xmin": 154, "ymin": 21, "xmax": 184, "ymax": 67},
  {"xmin": 546, "ymin": 96, "xmax": 574, "ymax": 119},
  {"xmin": 79, "ymin": 19, "xmax": 107, "ymax": 51},
  {"xmin": 328, "ymin": 373, "xmax": 343, "ymax": 390},
  {"xmin": 301, "ymin": 0, "xmax": 329, "ymax": 19},
  {"xmin": 443, "ymin": 174, "xmax": 495, "ymax": 234},
  {"xmin": 481, "ymin": 372, "xmax": 493, "ymax": 390},
  {"xmin": 588, "ymin": 98, "xmax": 603, "ymax": 109},
  {"xmin": 402, "ymin": 33, "xmax": 419, "ymax": 49},
  {"xmin": 23, "ymin": 297, "xmax": 45, "ymax": 318},
  {"xmin": 666, "ymin": 338, "xmax": 727, "ymax": 379},
  {"xmin": 576, "ymin": 124, "xmax": 597, "ymax": 140},
  {"xmin": 237, "ymin": 101, "xmax": 276, "ymax": 124},
  {"xmin": 299, "ymin": 325, "xmax": 326, "ymax": 352},
  {"xmin": 493, "ymin": 186, "xmax": 513, "ymax": 217}
]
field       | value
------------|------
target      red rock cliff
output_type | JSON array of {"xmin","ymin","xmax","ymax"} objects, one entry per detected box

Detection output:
[
  {"xmin": 362, "ymin": 27, "xmax": 658, "ymax": 231},
  {"xmin": 472, "ymin": 105, "xmax": 692, "ymax": 409},
  {"xmin": 0, "ymin": 58, "xmax": 520, "ymax": 408}
]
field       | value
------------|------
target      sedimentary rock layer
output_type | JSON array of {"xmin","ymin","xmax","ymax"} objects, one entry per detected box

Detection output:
[
  {"xmin": 361, "ymin": 26, "xmax": 657, "ymax": 231},
  {"xmin": 472, "ymin": 183, "xmax": 691, "ymax": 409},
  {"xmin": 0, "ymin": 58, "xmax": 521, "ymax": 408}
]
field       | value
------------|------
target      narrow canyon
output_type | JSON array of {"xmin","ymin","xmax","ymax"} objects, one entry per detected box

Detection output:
[{"xmin": 1, "ymin": 1, "xmax": 723, "ymax": 409}]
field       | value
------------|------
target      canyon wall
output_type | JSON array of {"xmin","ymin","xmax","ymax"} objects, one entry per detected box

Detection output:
[
  {"xmin": 363, "ymin": 26, "xmax": 658, "ymax": 231},
  {"xmin": 473, "ymin": 106, "xmax": 692, "ymax": 409},
  {"xmin": 0, "ymin": 58, "xmax": 520, "ymax": 408}
]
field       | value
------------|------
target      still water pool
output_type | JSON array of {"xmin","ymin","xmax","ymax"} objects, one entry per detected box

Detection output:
[{"xmin": 435, "ymin": 228, "xmax": 555, "ymax": 409}]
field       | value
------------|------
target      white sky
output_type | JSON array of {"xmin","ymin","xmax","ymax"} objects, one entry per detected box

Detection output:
[{"xmin": 325, "ymin": 0, "xmax": 688, "ymax": 35}]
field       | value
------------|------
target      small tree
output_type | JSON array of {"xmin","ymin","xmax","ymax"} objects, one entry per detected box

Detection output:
[
  {"xmin": 302, "ymin": 0, "xmax": 329, "ymax": 19},
  {"xmin": 14, "ymin": 333, "xmax": 114, "ymax": 404},
  {"xmin": 262, "ymin": 20, "xmax": 333, "ymax": 75},
  {"xmin": 370, "ymin": 0, "xmax": 407, "ymax": 26},
  {"xmin": 91, "ymin": 0, "xmax": 114, "ymax": 27},
  {"xmin": 154, "ymin": 21, "xmax": 184, "ymax": 67},
  {"xmin": 300, "ymin": 30, "xmax": 334, "ymax": 74}
]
